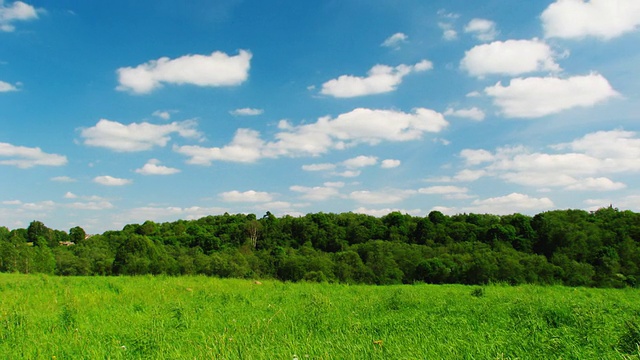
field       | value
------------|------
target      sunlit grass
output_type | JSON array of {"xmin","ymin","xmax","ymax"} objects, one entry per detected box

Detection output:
[{"xmin": 1, "ymin": 273, "xmax": 639, "ymax": 359}]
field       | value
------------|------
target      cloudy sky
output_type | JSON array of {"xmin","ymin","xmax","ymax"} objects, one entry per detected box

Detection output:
[{"xmin": 1, "ymin": 0, "xmax": 639, "ymax": 233}]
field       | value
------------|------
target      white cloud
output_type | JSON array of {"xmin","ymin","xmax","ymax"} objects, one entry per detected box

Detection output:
[
  {"xmin": 64, "ymin": 192, "xmax": 77, "ymax": 199},
  {"xmin": 444, "ymin": 107, "xmax": 485, "ymax": 121},
  {"xmin": 464, "ymin": 18, "xmax": 498, "ymax": 41},
  {"xmin": 333, "ymin": 170, "xmax": 362, "ymax": 178},
  {"xmin": 324, "ymin": 181, "xmax": 345, "ymax": 188},
  {"xmin": 465, "ymin": 193, "xmax": 554, "ymax": 214},
  {"xmin": 219, "ymin": 190, "xmax": 273, "ymax": 202},
  {"xmin": 427, "ymin": 169, "xmax": 488, "ymax": 183},
  {"xmin": 21, "ymin": 200, "xmax": 55, "ymax": 211},
  {"xmin": 460, "ymin": 149, "xmax": 494, "ymax": 165},
  {"xmin": 0, "ymin": 1, "xmax": 38, "ymax": 32},
  {"xmin": 484, "ymin": 73, "xmax": 619, "ymax": 118},
  {"xmin": 461, "ymin": 39, "xmax": 560, "ymax": 78},
  {"xmin": 81, "ymin": 119, "xmax": 202, "ymax": 152},
  {"xmin": 418, "ymin": 185, "xmax": 469, "ymax": 195},
  {"xmin": 564, "ymin": 177, "xmax": 626, "ymax": 191},
  {"xmin": 175, "ymin": 128, "xmax": 264, "ymax": 165},
  {"xmin": 342, "ymin": 155, "xmax": 378, "ymax": 168},
  {"xmin": 135, "ymin": 159, "xmax": 180, "ymax": 175},
  {"xmin": 230, "ymin": 108, "xmax": 264, "ymax": 116},
  {"xmin": 381, "ymin": 32, "xmax": 408, "ymax": 48},
  {"xmin": 453, "ymin": 169, "xmax": 487, "ymax": 182},
  {"xmin": 552, "ymin": 129, "xmax": 640, "ymax": 172},
  {"xmin": 67, "ymin": 200, "xmax": 114, "ymax": 211},
  {"xmin": 302, "ymin": 163, "xmax": 336, "ymax": 171},
  {"xmin": 290, "ymin": 185, "xmax": 341, "ymax": 201},
  {"xmin": 542, "ymin": 0, "xmax": 640, "ymax": 40},
  {"xmin": 93, "ymin": 175, "xmax": 132, "ymax": 186},
  {"xmin": 116, "ymin": 50, "xmax": 252, "ymax": 94},
  {"xmin": 320, "ymin": 60, "xmax": 432, "ymax": 98},
  {"xmin": 454, "ymin": 130, "xmax": 640, "ymax": 191},
  {"xmin": 176, "ymin": 107, "xmax": 448, "ymax": 164},
  {"xmin": 51, "ymin": 176, "xmax": 76, "ymax": 183},
  {"xmin": 419, "ymin": 185, "xmax": 472, "ymax": 199},
  {"xmin": 0, "ymin": 80, "xmax": 18, "ymax": 92},
  {"xmin": 152, "ymin": 110, "xmax": 172, "ymax": 120},
  {"xmin": 0, "ymin": 142, "xmax": 67, "ymax": 168},
  {"xmin": 443, "ymin": 29, "xmax": 458, "ymax": 40},
  {"xmin": 349, "ymin": 189, "xmax": 415, "ymax": 204},
  {"xmin": 438, "ymin": 22, "xmax": 458, "ymax": 41},
  {"xmin": 381, "ymin": 159, "xmax": 401, "ymax": 169}
]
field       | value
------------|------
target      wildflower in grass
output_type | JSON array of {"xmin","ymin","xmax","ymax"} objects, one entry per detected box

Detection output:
[
  {"xmin": 373, "ymin": 340, "xmax": 383, "ymax": 347},
  {"xmin": 293, "ymin": 355, "xmax": 299, "ymax": 360},
  {"xmin": 120, "ymin": 345, "xmax": 126, "ymax": 350}
]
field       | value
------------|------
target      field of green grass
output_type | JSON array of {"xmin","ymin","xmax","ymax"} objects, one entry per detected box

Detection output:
[{"xmin": 1, "ymin": 274, "xmax": 640, "ymax": 359}]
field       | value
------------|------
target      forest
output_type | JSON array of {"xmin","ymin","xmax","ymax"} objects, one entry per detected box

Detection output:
[{"xmin": 1, "ymin": 206, "xmax": 639, "ymax": 288}]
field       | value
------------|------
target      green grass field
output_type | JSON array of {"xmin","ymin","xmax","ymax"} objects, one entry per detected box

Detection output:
[{"xmin": 1, "ymin": 274, "xmax": 640, "ymax": 359}]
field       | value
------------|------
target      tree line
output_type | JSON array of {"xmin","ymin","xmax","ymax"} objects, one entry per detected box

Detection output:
[{"xmin": 1, "ymin": 206, "xmax": 639, "ymax": 287}]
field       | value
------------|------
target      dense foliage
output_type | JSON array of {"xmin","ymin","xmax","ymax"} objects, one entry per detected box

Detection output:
[{"xmin": 1, "ymin": 206, "xmax": 639, "ymax": 287}]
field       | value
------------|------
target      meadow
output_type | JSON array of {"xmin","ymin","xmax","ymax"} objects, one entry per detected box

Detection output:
[{"xmin": 1, "ymin": 273, "xmax": 640, "ymax": 359}]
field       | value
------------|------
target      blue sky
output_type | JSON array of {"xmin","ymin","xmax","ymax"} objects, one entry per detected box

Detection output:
[{"xmin": 1, "ymin": 0, "xmax": 639, "ymax": 233}]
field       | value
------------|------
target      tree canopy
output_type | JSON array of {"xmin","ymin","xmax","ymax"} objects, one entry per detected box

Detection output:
[{"xmin": 1, "ymin": 207, "xmax": 639, "ymax": 287}]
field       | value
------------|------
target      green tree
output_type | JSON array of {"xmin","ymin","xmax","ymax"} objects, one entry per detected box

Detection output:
[{"xmin": 69, "ymin": 226, "xmax": 87, "ymax": 244}]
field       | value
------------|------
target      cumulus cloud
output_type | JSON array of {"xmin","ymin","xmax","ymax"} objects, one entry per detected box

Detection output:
[
  {"xmin": 438, "ymin": 22, "xmax": 458, "ymax": 41},
  {"xmin": 81, "ymin": 119, "xmax": 202, "ymax": 152},
  {"xmin": 542, "ymin": 0, "xmax": 640, "ymax": 40},
  {"xmin": 418, "ymin": 185, "xmax": 472, "ymax": 199},
  {"xmin": 93, "ymin": 175, "xmax": 132, "ymax": 186},
  {"xmin": 0, "ymin": 142, "xmax": 67, "ymax": 168},
  {"xmin": 464, "ymin": 18, "xmax": 498, "ymax": 41},
  {"xmin": 418, "ymin": 185, "xmax": 469, "ymax": 195},
  {"xmin": 461, "ymin": 39, "xmax": 560, "ymax": 78},
  {"xmin": 175, "ymin": 107, "xmax": 448, "ymax": 165},
  {"xmin": 116, "ymin": 50, "xmax": 252, "ymax": 94},
  {"xmin": 342, "ymin": 155, "xmax": 378, "ymax": 168},
  {"xmin": 464, "ymin": 193, "xmax": 554, "ymax": 214},
  {"xmin": 427, "ymin": 169, "xmax": 487, "ymax": 183},
  {"xmin": 460, "ymin": 149, "xmax": 495, "ymax": 165},
  {"xmin": 135, "ymin": 159, "xmax": 180, "ymax": 175},
  {"xmin": 333, "ymin": 170, "xmax": 361, "ymax": 178},
  {"xmin": 381, "ymin": 32, "xmax": 408, "ymax": 48},
  {"xmin": 64, "ymin": 192, "xmax": 77, "ymax": 199},
  {"xmin": 453, "ymin": 130, "xmax": 640, "ymax": 192},
  {"xmin": 152, "ymin": 110, "xmax": 173, "ymax": 120},
  {"xmin": 0, "ymin": 1, "xmax": 38, "ymax": 32},
  {"xmin": 67, "ymin": 200, "xmax": 114, "ymax": 211},
  {"xmin": 484, "ymin": 73, "xmax": 619, "ymax": 118},
  {"xmin": 349, "ymin": 189, "xmax": 415, "ymax": 204},
  {"xmin": 0, "ymin": 80, "xmax": 19, "ymax": 92},
  {"xmin": 381, "ymin": 159, "xmax": 401, "ymax": 169},
  {"xmin": 175, "ymin": 128, "xmax": 264, "ymax": 165},
  {"xmin": 290, "ymin": 185, "xmax": 341, "ymax": 201},
  {"xmin": 219, "ymin": 190, "xmax": 273, "ymax": 202},
  {"xmin": 320, "ymin": 60, "xmax": 432, "ymax": 98},
  {"xmin": 230, "ymin": 108, "xmax": 264, "ymax": 116},
  {"xmin": 444, "ymin": 107, "xmax": 485, "ymax": 121},
  {"xmin": 51, "ymin": 176, "xmax": 76, "ymax": 182},
  {"xmin": 564, "ymin": 177, "xmax": 626, "ymax": 191},
  {"xmin": 302, "ymin": 163, "xmax": 336, "ymax": 171}
]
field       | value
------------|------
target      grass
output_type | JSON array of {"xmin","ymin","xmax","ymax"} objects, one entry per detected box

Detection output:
[{"xmin": 1, "ymin": 273, "xmax": 640, "ymax": 359}]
